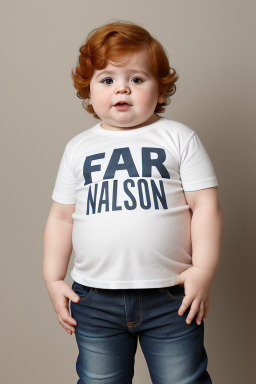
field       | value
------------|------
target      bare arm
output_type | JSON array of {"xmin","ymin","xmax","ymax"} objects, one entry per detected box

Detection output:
[
  {"xmin": 43, "ymin": 201, "xmax": 80, "ymax": 335},
  {"xmin": 188, "ymin": 187, "xmax": 223, "ymax": 276},
  {"xmin": 43, "ymin": 201, "xmax": 75, "ymax": 285},
  {"xmin": 176, "ymin": 187, "xmax": 223, "ymax": 325}
]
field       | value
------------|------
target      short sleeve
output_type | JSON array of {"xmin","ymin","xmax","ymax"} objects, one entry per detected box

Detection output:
[
  {"xmin": 51, "ymin": 142, "xmax": 77, "ymax": 204},
  {"xmin": 180, "ymin": 132, "xmax": 218, "ymax": 191}
]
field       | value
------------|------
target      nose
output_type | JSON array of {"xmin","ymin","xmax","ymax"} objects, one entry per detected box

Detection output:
[{"xmin": 115, "ymin": 82, "xmax": 131, "ymax": 94}]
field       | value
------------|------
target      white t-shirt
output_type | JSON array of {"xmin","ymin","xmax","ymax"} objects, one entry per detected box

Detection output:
[{"xmin": 52, "ymin": 117, "xmax": 218, "ymax": 289}]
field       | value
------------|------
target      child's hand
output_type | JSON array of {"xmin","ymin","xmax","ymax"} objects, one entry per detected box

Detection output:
[
  {"xmin": 175, "ymin": 266, "xmax": 214, "ymax": 326},
  {"xmin": 46, "ymin": 280, "xmax": 80, "ymax": 335}
]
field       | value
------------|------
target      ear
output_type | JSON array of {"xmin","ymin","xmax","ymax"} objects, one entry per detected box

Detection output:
[{"xmin": 158, "ymin": 92, "xmax": 164, "ymax": 104}]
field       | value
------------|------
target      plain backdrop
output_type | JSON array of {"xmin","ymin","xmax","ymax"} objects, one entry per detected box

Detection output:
[{"xmin": 1, "ymin": 0, "xmax": 255, "ymax": 383}]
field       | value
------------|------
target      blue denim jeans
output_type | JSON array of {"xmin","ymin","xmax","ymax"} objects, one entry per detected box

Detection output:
[{"xmin": 70, "ymin": 281, "xmax": 212, "ymax": 384}]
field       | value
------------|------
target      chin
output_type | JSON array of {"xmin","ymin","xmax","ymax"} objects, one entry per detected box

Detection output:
[{"xmin": 110, "ymin": 120, "xmax": 137, "ymax": 127}]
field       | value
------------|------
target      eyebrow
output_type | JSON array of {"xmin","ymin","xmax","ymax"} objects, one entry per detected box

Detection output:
[{"xmin": 95, "ymin": 69, "xmax": 149, "ymax": 79}]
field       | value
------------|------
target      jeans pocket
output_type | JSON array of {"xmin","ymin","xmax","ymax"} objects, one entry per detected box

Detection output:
[
  {"xmin": 166, "ymin": 284, "xmax": 186, "ymax": 301},
  {"xmin": 72, "ymin": 281, "xmax": 93, "ymax": 302}
]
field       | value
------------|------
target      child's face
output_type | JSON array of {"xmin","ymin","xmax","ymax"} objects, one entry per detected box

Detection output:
[{"xmin": 89, "ymin": 46, "xmax": 164, "ymax": 131}]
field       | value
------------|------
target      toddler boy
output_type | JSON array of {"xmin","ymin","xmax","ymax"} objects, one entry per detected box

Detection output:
[{"xmin": 43, "ymin": 21, "xmax": 223, "ymax": 383}]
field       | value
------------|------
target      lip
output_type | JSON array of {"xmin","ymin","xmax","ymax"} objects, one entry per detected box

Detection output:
[
  {"xmin": 114, "ymin": 104, "xmax": 131, "ymax": 111},
  {"xmin": 113, "ymin": 100, "xmax": 131, "ymax": 106}
]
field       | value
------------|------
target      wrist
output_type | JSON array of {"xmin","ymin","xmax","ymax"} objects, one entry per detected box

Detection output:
[
  {"xmin": 191, "ymin": 265, "xmax": 217, "ymax": 280},
  {"xmin": 43, "ymin": 276, "xmax": 65, "ymax": 287}
]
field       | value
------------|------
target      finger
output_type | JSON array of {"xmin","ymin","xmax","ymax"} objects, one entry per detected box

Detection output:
[
  {"xmin": 65, "ymin": 287, "xmax": 80, "ymax": 303},
  {"xmin": 70, "ymin": 290, "xmax": 80, "ymax": 303},
  {"xmin": 58, "ymin": 314, "xmax": 76, "ymax": 334},
  {"xmin": 58, "ymin": 309, "xmax": 77, "ymax": 334},
  {"xmin": 62, "ymin": 322, "xmax": 75, "ymax": 335},
  {"xmin": 196, "ymin": 302, "xmax": 205, "ymax": 325},
  {"xmin": 59, "ymin": 307, "xmax": 77, "ymax": 326},
  {"xmin": 62, "ymin": 284, "xmax": 80, "ymax": 304},
  {"xmin": 185, "ymin": 300, "xmax": 200, "ymax": 324},
  {"xmin": 178, "ymin": 296, "xmax": 191, "ymax": 316},
  {"xmin": 59, "ymin": 319, "xmax": 72, "ymax": 333}
]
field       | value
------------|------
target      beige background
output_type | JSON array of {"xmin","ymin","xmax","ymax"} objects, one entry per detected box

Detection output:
[{"xmin": 1, "ymin": 0, "xmax": 255, "ymax": 382}]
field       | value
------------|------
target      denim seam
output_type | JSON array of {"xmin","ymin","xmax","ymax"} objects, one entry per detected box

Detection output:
[
  {"xmin": 127, "ymin": 292, "xmax": 143, "ymax": 329},
  {"xmin": 166, "ymin": 289, "xmax": 185, "ymax": 301},
  {"xmin": 79, "ymin": 288, "xmax": 94, "ymax": 301}
]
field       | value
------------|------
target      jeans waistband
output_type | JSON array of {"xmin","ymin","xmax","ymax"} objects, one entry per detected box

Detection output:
[{"xmin": 89, "ymin": 287, "xmax": 167, "ymax": 293}]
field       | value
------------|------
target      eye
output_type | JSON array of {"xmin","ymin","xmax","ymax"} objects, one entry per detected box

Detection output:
[
  {"xmin": 131, "ymin": 77, "xmax": 143, "ymax": 84},
  {"xmin": 101, "ymin": 78, "xmax": 113, "ymax": 85}
]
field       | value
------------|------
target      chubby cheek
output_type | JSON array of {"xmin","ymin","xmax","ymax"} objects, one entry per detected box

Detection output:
[
  {"xmin": 137, "ymin": 90, "xmax": 158, "ymax": 112},
  {"xmin": 91, "ymin": 89, "xmax": 110, "ymax": 114}
]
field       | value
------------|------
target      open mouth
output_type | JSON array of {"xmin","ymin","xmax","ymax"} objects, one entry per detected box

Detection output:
[{"xmin": 114, "ymin": 102, "xmax": 131, "ymax": 111}]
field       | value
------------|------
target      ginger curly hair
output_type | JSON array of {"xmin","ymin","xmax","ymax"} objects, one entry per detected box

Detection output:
[{"xmin": 71, "ymin": 21, "xmax": 179, "ymax": 119}]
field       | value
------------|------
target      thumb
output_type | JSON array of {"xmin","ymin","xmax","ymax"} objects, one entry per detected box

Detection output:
[
  {"xmin": 69, "ymin": 289, "xmax": 80, "ymax": 303},
  {"xmin": 175, "ymin": 273, "xmax": 185, "ymax": 286}
]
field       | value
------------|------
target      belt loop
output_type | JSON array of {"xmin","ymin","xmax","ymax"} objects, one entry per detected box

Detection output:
[
  {"xmin": 92, "ymin": 287, "xmax": 99, "ymax": 293},
  {"xmin": 158, "ymin": 288, "xmax": 166, "ymax": 293}
]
